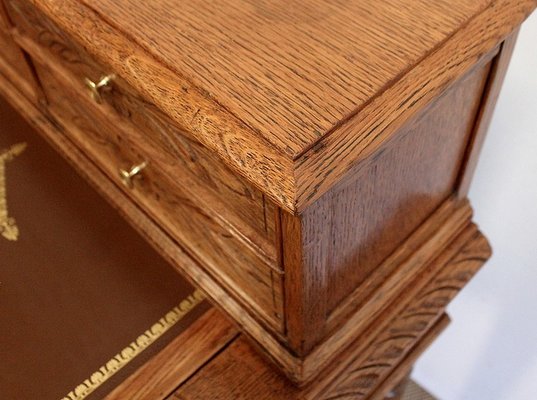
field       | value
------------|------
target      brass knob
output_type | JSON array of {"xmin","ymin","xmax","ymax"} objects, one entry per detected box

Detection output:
[
  {"xmin": 84, "ymin": 74, "xmax": 115, "ymax": 104},
  {"xmin": 119, "ymin": 161, "xmax": 147, "ymax": 189}
]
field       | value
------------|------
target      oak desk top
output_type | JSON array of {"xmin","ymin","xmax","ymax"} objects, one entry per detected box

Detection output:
[{"xmin": 30, "ymin": 0, "xmax": 536, "ymax": 212}]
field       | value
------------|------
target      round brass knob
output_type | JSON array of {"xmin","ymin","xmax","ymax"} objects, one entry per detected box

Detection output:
[
  {"xmin": 119, "ymin": 161, "xmax": 148, "ymax": 189},
  {"xmin": 84, "ymin": 74, "xmax": 115, "ymax": 104}
]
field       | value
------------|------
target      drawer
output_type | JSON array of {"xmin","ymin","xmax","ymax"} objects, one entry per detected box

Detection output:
[
  {"xmin": 4, "ymin": 0, "xmax": 278, "ymax": 262},
  {"xmin": 31, "ymin": 59, "xmax": 285, "ymax": 333}
]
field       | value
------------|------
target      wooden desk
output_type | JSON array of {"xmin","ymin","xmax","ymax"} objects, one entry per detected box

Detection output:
[{"xmin": 1, "ymin": 0, "xmax": 535, "ymax": 398}]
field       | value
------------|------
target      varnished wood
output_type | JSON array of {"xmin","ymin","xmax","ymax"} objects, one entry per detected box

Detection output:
[
  {"xmin": 0, "ymin": 27, "xmax": 508, "ymax": 383},
  {"xmin": 15, "ymin": 0, "xmax": 534, "ymax": 212},
  {"xmin": 105, "ymin": 309, "xmax": 238, "ymax": 400},
  {"xmin": 282, "ymin": 61, "xmax": 492, "ymax": 355},
  {"xmin": 173, "ymin": 224, "xmax": 489, "ymax": 399}
]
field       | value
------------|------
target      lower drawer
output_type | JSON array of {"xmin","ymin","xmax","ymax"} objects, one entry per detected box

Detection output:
[{"xmin": 32, "ymin": 61, "xmax": 285, "ymax": 334}]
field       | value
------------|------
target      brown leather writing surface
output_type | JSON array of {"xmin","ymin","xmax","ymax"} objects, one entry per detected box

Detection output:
[{"xmin": 0, "ymin": 97, "xmax": 208, "ymax": 400}]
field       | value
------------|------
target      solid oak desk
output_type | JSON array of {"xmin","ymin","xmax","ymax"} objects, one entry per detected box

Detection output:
[{"xmin": 1, "ymin": 0, "xmax": 535, "ymax": 398}]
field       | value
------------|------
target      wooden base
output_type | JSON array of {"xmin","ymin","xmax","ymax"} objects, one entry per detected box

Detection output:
[{"xmin": 171, "ymin": 223, "xmax": 488, "ymax": 399}]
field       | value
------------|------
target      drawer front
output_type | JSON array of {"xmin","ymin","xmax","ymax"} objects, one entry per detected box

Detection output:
[
  {"xmin": 5, "ymin": 0, "xmax": 278, "ymax": 263},
  {"xmin": 32, "ymin": 60, "xmax": 285, "ymax": 333}
]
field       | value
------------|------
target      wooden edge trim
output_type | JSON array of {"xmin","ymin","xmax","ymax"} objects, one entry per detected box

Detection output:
[
  {"xmin": 294, "ymin": 0, "xmax": 536, "ymax": 211},
  {"xmin": 105, "ymin": 309, "xmax": 238, "ymax": 400},
  {"xmin": 457, "ymin": 28, "xmax": 521, "ymax": 197},
  {"xmin": 368, "ymin": 314, "xmax": 451, "ymax": 400}
]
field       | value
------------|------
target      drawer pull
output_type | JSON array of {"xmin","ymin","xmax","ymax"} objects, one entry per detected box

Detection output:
[
  {"xmin": 84, "ymin": 74, "xmax": 115, "ymax": 104},
  {"xmin": 119, "ymin": 161, "xmax": 148, "ymax": 189}
]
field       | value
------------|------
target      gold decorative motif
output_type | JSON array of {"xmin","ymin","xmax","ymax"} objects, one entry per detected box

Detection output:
[
  {"xmin": 62, "ymin": 289, "xmax": 205, "ymax": 400},
  {"xmin": 0, "ymin": 142, "xmax": 27, "ymax": 241}
]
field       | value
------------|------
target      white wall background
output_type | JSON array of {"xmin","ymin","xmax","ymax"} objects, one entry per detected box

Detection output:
[{"xmin": 413, "ymin": 12, "xmax": 537, "ymax": 400}]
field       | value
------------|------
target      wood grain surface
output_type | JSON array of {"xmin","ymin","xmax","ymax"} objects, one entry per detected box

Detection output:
[
  {"xmin": 21, "ymin": 0, "xmax": 535, "ymax": 212},
  {"xmin": 1, "ymin": 0, "xmax": 533, "ymax": 390},
  {"xmin": 172, "ymin": 224, "xmax": 489, "ymax": 399},
  {"xmin": 76, "ymin": 0, "xmax": 489, "ymax": 156}
]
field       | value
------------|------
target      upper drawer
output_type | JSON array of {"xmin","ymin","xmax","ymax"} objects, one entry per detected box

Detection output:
[{"xmin": 4, "ymin": 0, "xmax": 278, "ymax": 263}]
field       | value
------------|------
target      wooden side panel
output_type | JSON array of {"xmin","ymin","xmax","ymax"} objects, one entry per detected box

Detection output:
[
  {"xmin": 324, "ymin": 61, "xmax": 492, "ymax": 313},
  {"xmin": 283, "ymin": 60, "xmax": 492, "ymax": 354}
]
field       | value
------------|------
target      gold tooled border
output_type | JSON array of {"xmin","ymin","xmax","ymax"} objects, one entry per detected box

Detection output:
[{"xmin": 61, "ymin": 289, "xmax": 205, "ymax": 400}]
